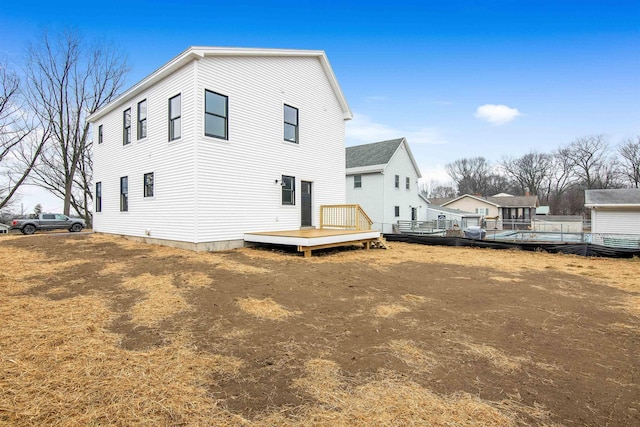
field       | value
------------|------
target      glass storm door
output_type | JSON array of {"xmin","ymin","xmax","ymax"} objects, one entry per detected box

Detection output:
[{"xmin": 301, "ymin": 181, "xmax": 312, "ymax": 227}]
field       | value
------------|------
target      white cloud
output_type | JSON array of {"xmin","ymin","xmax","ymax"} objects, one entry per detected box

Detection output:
[
  {"xmin": 474, "ymin": 104, "xmax": 521, "ymax": 125},
  {"xmin": 346, "ymin": 113, "xmax": 448, "ymax": 145}
]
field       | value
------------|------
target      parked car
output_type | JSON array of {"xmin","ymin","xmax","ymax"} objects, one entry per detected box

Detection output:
[{"xmin": 10, "ymin": 213, "xmax": 86, "ymax": 235}]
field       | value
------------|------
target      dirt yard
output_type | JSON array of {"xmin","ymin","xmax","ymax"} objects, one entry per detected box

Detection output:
[{"xmin": 1, "ymin": 233, "xmax": 638, "ymax": 426}]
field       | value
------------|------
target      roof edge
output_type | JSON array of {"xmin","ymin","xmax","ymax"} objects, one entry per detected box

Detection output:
[{"xmin": 88, "ymin": 46, "xmax": 352, "ymax": 123}]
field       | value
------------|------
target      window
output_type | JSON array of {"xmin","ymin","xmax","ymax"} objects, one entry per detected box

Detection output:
[
  {"xmin": 123, "ymin": 108, "xmax": 131, "ymax": 145},
  {"xmin": 137, "ymin": 99, "xmax": 147, "ymax": 140},
  {"xmin": 120, "ymin": 176, "xmax": 128, "ymax": 212},
  {"xmin": 354, "ymin": 175, "xmax": 362, "ymax": 188},
  {"xmin": 281, "ymin": 175, "xmax": 295, "ymax": 205},
  {"xmin": 284, "ymin": 104, "xmax": 298, "ymax": 143},
  {"xmin": 395, "ymin": 175, "xmax": 399, "ymax": 188},
  {"xmin": 144, "ymin": 172, "xmax": 154, "ymax": 197},
  {"xmin": 205, "ymin": 90, "xmax": 228, "ymax": 139},
  {"xmin": 406, "ymin": 177, "xmax": 410, "ymax": 190},
  {"xmin": 475, "ymin": 208, "xmax": 489, "ymax": 215},
  {"xmin": 169, "ymin": 94, "xmax": 181, "ymax": 141},
  {"xmin": 394, "ymin": 206, "xmax": 400, "ymax": 217},
  {"xmin": 95, "ymin": 182, "xmax": 102, "ymax": 212},
  {"xmin": 98, "ymin": 125, "xmax": 103, "ymax": 144}
]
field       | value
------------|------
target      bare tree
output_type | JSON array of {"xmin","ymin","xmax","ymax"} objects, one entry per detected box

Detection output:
[
  {"xmin": 544, "ymin": 147, "xmax": 576, "ymax": 213},
  {"xmin": 24, "ymin": 30, "xmax": 127, "ymax": 221},
  {"xmin": 445, "ymin": 157, "xmax": 493, "ymax": 195},
  {"xmin": 618, "ymin": 136, "xmax": 640, "ymax": 188},
  {"xmin": 420, "ymin": 179, "xmax": 457, "ymax": 199},
  {"xmin": 566, "ymin": 135, "xmax": 620, "ymax": 189},
  {"xmin": 0, "ymin": 62, "xmax": 49, "ymax": 211},
  {"xmin": 500, "ymin": 151, "xmax": 553, "ymax": 197}
]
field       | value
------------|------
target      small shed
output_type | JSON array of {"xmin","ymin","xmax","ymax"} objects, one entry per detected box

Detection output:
[
  {"xmin": 0, "ymin": 223, "xmax": 9, "ymax": 234},
  {"xmin": 585, "ymin": 189, "xmax": 640, "ymax": 247},
  {"xmin": 425, "ymin": 203, "xmax": 482, "ymax": 229}
]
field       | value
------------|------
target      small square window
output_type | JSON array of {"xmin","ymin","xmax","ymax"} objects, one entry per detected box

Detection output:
[
  {"xmin": 354, "ymin": 175, "xmax": 362, "ymax": 188},
  {"xmin": 205, "ymin": 90, "xmax": 228, "ymax": 139},
  {"xmin": 123, "ymin": 109, "xmax": 131, "ymax": 145},
  {"xmin": 282, "ymin": 175, "xmax": 295, "ymax": 205},
  {"xmin": 394, "ymin": 175, "xmax": 399, "ymax": 188},
  {"xmin": 394, "ymin": 206, "xmax": 400, "ymax": 217},
  {"xmin": 144, "ymin": 172, "xmax": 154, "ymax": 198},
  {"xmin": 284, "ymin": 104, "xmax": 298, "ymax": 143}
]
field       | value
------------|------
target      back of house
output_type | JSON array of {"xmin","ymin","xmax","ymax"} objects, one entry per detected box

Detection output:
[{"xmin": 89, "ymin": 47, "xmax": 352, "ymax": 250}]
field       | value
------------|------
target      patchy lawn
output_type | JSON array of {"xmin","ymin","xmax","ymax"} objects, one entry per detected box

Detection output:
[{"xmin": 0, "ymin": 233, "xmax": 638, "ymax": 426}]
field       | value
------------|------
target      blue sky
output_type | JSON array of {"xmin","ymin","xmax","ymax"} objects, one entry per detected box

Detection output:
[{"xmin": 1, "ymin": 0, "xmax": 639, "ymax": 211}]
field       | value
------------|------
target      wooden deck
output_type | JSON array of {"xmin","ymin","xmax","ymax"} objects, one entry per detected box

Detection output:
[{"xmin": 244, "ymin": 228, "xmax": 381, "ymax": 257}]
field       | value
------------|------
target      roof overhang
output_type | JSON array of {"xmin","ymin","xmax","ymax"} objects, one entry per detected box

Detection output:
[
  {"xmin": 585, "ymin": 203, "xmax": 640, "ymax": 208},
  {"xmin": 87, "ymin": 46, "xmax": 353, "ymax": 123},
  {"xmin": 346, "ymin": 165, "xmax": 386, "ymax": 175}
]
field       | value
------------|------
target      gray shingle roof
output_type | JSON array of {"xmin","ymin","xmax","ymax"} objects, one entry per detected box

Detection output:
[
  {"xmin": 346, "ymin": 138, "xmax": 404, "ymax": 168},
  {"xmin": 585, "ymin": 189, "xmax": 640, "ymax": 205}
]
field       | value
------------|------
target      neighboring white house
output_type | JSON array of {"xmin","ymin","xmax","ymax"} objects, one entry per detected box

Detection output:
[
  {"xmin": 88, "ymin": 47, "xmax": 352, "ymax": 251},
  {"xmin": 345, "ymin": 138, "xmax": 426, "ymax": 233},
  {"xmin": 585, "ymin": 189, "xmax": 640, "ymax": 246}
]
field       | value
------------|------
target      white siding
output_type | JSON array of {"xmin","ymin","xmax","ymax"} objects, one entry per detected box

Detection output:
[
  {"xmin": 93, "ymin": 62, "xmax": 199, "ymax": 242},
  {"xmin": 193, "ymin": 56, "xmax": 346, "ymax": 242},
  {"xmin": 591, "ymin": 209, "xmax": 640, "ymax": 234},
  {"xmin": 346, "ymin": 142, "xmax": 426, "ymax": 233},
  {"xmin": 94, "ymin": 54, "xmax": 347, "ymax": 246},
  {"xmin": 346, "ymin": 173, "xmax": 385, "ymax": 231}
]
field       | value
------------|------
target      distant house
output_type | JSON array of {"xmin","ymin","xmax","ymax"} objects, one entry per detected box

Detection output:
[
  {"xmin": 88, "ymin": 47, "xmax": 353, "ymax": 251},
  {"xmin": 433, "ymin": 194, "xmax": 539, "ymax": 230},
  {"xmin": 346, "ymin": 138, "xmax": 426, "ymax": 233},
  {"xmin": 424, "ymin": 203, "xmax": 482, "ymax": 229},
  {"xmin": 585, "ymin": 189, "xmax": 640, "ymax": 246}
]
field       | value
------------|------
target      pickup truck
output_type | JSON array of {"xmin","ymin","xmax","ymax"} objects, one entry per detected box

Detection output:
[{"xmin": 10, "ymin": 213, "xmax": 86, "ymax": 235}]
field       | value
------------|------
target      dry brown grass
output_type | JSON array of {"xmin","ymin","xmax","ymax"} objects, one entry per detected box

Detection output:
[
  {"xmin": 373, "ymin": 303, "xmax": 410, "ymax": 318},
  {"xmin": 0, "ymin": 234, "xmax": 635, "ymax": 425},
  {"xmin": 121, "ymin": 273, "xmax": 189, "ymax": 327},
  {"xmin": 273, "ymin": 358, "xmax": 522, "ymax": 426},
  {"xmin": 0, "ymin": 294, "xmax": 246, "ymax": 426},
  {"xmin": 237, "ymin": 297, "xmax": 298, "ymax": 321}
]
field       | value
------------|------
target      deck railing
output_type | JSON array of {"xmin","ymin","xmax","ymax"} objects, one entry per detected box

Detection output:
[{"xmin": 320, "ymin": 204, "xmax": 373, "ymax": 231}]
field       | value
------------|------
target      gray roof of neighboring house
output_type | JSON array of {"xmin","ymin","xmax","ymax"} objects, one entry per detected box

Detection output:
[
  {"xmin": 487, "ymin": 195, "xmax": 539, "ymax": 207},
  {"xmin": 427, "ymin": 197, "xmax": 454, "ymax": 206},
  {"xmin": 426, "ymin": 204, "xmax": 481, "ymax": 217},
  {"xmin": 346, "ymin": 138, "xmax": 404, "ymax": 168},
  {"xmin": 585, "ymin": 188, "xmax": 640, "ymax": 206}
]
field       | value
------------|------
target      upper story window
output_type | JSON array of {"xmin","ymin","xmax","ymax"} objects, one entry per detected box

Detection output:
[
  {"xmin": 169, "ymin": 94, "xmax": 181, "ymax": 141},
  {"xmin": 406, "ymin": 177, "xmax": 410, "ymax": 190},
  {"xmin": 284, "ymin": 104, "xmax": 298, "ymax": 143},
  {"xmin": 204, "ymin": 90, "xmax": 228, "ymax": 139},
  {"xmin": 282, "ymin": 175, "xmax": 295, "ymax": 205},
  {"xmin": 144, "ymin": 172, "xmax": 154, "ymax": 197},
  {"xmin": 123, "ymin": 108, "xmax": 131, "ymax": 145},
  {"xmin": 476, "ymin": 207, "xmax": 489, "ymax": 215},
  {"xmin": 98, "ymin": 125, "xmax": 103, "ymax": 144},
  {"xmin": 394, "ymin": 175, "xmax": 399, "ymax": 188},
  {"xmin": 137, "ymin": 99, "xmax": 147, "ymax": 140},
  {"xmin": 354, "ymin": 175, "xmax": 362, "ymax": 188},
  {"xmin": 120, "ymin": 176, "xmax": 128, "ymax": 212},
  {"xmin": 95, "ymin": 182, "xmax": 102, "ymax": 212}
]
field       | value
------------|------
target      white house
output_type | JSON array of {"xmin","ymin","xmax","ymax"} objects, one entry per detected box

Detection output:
[
  {"xmin": 345, "ymin": 138, "xmax": 426, "ymax": 233},
  {"xmin": 585, "ymin": 189, "xmax": 640, "ymax": 246},
  {"xmin": 88, "ymin": 47, "xmax": 352, "ymax": 251}
]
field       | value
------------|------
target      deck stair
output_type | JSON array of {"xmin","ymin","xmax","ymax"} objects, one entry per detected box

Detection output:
[{"xmin": 371, "ymin": 236, "xmax": 388, "ymax": 249}]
